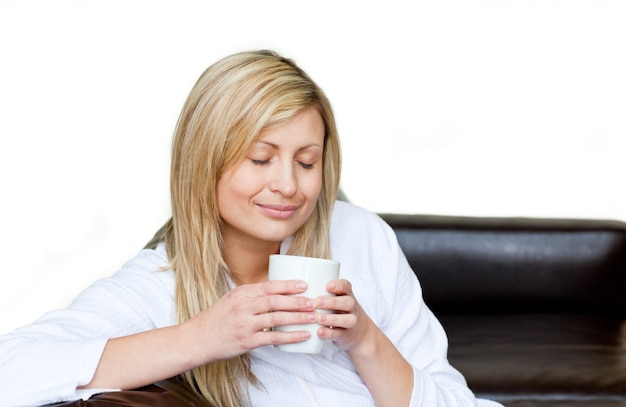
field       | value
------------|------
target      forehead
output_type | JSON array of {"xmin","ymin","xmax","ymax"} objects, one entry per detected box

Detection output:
[{"xmin": 256, "ymin": 107, "xmax": 325, "ymax": 144}]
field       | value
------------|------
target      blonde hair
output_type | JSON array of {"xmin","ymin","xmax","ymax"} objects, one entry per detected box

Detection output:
[{"xmin": 163, "ymin": 50, "xmax": 341, "ymax": 405}]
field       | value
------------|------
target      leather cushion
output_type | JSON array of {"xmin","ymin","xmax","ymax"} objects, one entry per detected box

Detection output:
[
  {"xmin": 381, "ymin": 214, "xmax": 626, "ymax": 314},
  {"xmin": 441, "ymin": 313, "xmax": 626, "ymax": 402}
]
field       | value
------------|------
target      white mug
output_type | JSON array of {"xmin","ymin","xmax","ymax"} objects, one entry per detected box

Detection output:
[{"xmin": 268, "ymin": 254, "xmax": 340, "ymax": 353}]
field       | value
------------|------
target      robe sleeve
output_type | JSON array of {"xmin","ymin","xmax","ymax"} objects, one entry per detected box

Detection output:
[{"xmin": 0, "ymin": 245, "xmax": 175, "ymax": 407}]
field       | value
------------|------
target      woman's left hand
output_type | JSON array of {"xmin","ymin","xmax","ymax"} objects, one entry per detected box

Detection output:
[
  {"xmin": 313, "ymin": 279, "xmax": 375, "ymax": 352},
  {"xmin": 314, "ymin": 279, "xmax": 414, "ymax": 407}
]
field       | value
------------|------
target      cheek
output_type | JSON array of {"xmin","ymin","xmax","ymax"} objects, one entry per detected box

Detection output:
[
  {"xmin": 217, "ymin": 171, "xmax": 248, "ymax": 213},
  {"xmin": 306, "ymin": 168, "xmax": 323, "ymax": 197},
  {"xmin": 218, "ymin": 169, "xmax": 269, "ymax": 217}
]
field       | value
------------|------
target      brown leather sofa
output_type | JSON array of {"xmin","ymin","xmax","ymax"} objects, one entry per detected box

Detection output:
[
  {"xmin": 47, "ymin": 214, "xmax": 626, "ymax": 407},
  {"xmin": 386, "ymin": 213, "xmax": 626, "ymax": 407}
]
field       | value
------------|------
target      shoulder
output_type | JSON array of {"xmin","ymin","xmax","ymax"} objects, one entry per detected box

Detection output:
[
  {"xmin": 330, "ymin": 200, "xmax": 395, "ymax": 240},
  {"xmin": 75, "ymin": 244, "xmax": 175, "ymax": 328},
  {"xmin": 331, "ymin": 200, "xmax": 383, "ymax": 227},
  {"xmin": 330, "ymin": 201, "xmax": 400, "ymax": 262},
  {"xmin": 119, "ymin": 242, "xmax": 170, "ymax": 272},
  {"xmin": 110, "ymin": 243, "xmax": 173, "ymax": 294}
]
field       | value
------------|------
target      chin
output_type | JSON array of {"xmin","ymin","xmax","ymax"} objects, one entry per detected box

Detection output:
[
  {"xmin": 260, "ymin": 229, "xmax": 297, "ymax": 243},
  {"xmin": 259, "ymin": 221, "xmax": 304, "ymax": 242}
]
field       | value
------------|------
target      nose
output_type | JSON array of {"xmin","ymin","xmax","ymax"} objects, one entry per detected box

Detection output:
[{"xmin": 269, "ymin": 161, "xmax": 297, "ymax": 197}]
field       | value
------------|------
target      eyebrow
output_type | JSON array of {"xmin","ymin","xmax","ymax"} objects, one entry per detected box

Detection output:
[{"xmin": 257, "ymin": 141, "xmax": 323, "ymax": 152}]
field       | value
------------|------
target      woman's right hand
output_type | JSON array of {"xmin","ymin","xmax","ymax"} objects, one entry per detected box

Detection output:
[
  {"xmin": 182, "ymin": 279, "xmax": 317, "ymax": 363},
  {"xmin": 82, "ymin": 279, "xmax": 316, "ymax": 391}
]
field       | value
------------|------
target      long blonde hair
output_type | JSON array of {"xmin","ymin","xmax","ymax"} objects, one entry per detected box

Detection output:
[{"xmin": 163, "ymin": 50, "xmax": 341, "ymax": 405}]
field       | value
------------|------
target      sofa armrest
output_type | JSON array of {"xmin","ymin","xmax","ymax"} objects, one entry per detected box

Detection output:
[
  {"xmin": 42, "ymin": 380, "xmax": 208, "ymax": 407},
  {"xmin": 380, "ymin": 213, "xmax": 626, "ymax": 315}
]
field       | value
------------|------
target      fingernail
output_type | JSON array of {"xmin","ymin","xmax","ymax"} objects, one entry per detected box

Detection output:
[
  {"xmin": 307, "ymin": 312, "xmax": 317, "ymax": 321},
  {"xmin": 296, "ymin": 281, "xmax": 307, "ymax": 290},
  {"xmin": 306, "ymin": 300, "xmax": 315, "ymax": 309}
]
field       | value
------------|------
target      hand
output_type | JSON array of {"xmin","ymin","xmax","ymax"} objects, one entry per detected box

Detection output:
[
  {"xmin": 183, "ymin": 280, "xmax": 317, "ymax": 364},
  {"xmin": 313, "ymin": 279, "xmax": 375, "ymax": 352},
  {"xmin": 315, "ymin": 279, "xmax": 415, "ymax": 407}
]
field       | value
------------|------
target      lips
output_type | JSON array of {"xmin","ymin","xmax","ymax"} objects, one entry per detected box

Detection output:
[{"xmin": 257, "ymin": 203, "xmax": 300, "ymax": 219}]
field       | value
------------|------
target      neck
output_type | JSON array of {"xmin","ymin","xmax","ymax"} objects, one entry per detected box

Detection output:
[{"xmin": 222, "ymin": 237, "xmax": 281, "ymax": 286}]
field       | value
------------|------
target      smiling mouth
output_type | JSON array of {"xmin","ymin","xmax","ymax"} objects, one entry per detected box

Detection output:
[{"xmin": 257, "ymin": 204, "xmax": 300, "ymax": 219}]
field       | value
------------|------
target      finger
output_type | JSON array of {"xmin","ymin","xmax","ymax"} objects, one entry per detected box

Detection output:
[
  {"xmin": 325, "ymin": 279, "xmax": 352, "ymax": 296},
  {"xmin": 242, "ymin": 327, "xmax": 311, "ymax": 351},
  {"xmin": 317, "ymin": 325, "xmax": 341, "ymax": 341},
  {"xmin": 314, "ymin": 293, "xmax": 355, "ymax": 313},
  {"xmin": 257, "ymin": 279, "xmax": 308, "ymax": 296},
  {"xmin": 257, "ymin": 310, "xmax": 318, "ymax": 331},
  {"xmin": 232, "ymin": 280, "xmax": 307, "ymax": 301},
  {"xmin": 251, "ymin": 294, "xmax": 314, "ymax": 317},
  {"xmin": 258, "ymin": 329, "xmax": 311, "ymax": 347},
  {"xmin": 316, "ymin": 312, "xmax": 357, "ymax": 330}
]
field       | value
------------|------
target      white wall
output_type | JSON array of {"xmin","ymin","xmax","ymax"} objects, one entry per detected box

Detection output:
[{"xmin": 1, "ymin": 0, "xmax": 625, "ymax": 334}]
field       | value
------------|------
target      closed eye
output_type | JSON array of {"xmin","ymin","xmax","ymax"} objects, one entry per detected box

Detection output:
[
  {"xmin": 298, "ymin": 161, "xmax": 314, "ymax": 170},
  {"xmin": 251, "ymin": 159, "xmax": 270, "ymax": 166}
]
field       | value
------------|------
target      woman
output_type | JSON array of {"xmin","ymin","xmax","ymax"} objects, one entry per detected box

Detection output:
[{"xmin": 0, "ymin": 50, "xmax": 501, "ymax": 406}]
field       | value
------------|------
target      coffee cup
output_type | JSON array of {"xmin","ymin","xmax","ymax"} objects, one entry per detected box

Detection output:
[{"xmin": 268, "ymin": 254, "xmax": 340, "ymax": 353}]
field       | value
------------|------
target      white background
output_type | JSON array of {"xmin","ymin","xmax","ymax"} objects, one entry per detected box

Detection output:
[{"xmin": 1, "ymin": 0, "xmax": 625, "ymax": 334}]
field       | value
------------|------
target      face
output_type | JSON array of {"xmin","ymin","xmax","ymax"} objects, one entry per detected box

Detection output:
[{"xmin": 217, "ymin": 107, "xmax": 325, "ymax": 250}]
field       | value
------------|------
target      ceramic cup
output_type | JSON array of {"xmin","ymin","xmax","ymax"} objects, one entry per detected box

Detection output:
[{"xmin": 268, "ymin": 254, "xmax": 340, "ymax": 354}]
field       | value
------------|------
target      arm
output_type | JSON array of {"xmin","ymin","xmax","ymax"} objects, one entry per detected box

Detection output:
[
  {"xmin": 0, "ymin": 245, "xmax": 316, "ymax": 406},
  {"xmin": 316, "ymin": 282, "xmax": 413, "ymax": 407},
  {"xmin": 317, "ymin": 276, "xmax": 475, "ymax": 407},
  {"xmin": 348, "ymin": 327, "xmax": 414, "ymax": 407},
  {"xmin": 0, "ymin": 248, "xmax": 176, "ymax": 406},
  {"xmin": 79, "ymin": 324, "xmax": 196, "ymax": 391},
  {"xmin": 81, "ymin": 279, "xmax": 316, "ymax": 391},
  {"xmin": 322, "ymin": 205, "xmax": 477, "ymax": 406}
]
